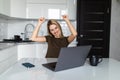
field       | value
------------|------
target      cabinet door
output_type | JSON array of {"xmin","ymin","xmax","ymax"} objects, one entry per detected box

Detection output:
[
  {"xmin": 36, "ymin": 43, "xmax": 48, "ymax": 58},
  {"xmin": 66, "ymin": 0, "xmax": 76, "ymax": 20},
  {"xmin": 0, "ymin": 46, "xmax": 17, "ymax": 74},
  {"xmin": 10, "ymin": 0, "xmax": 26, "ymax": 18},
  {"xmin": 0, "ymin": 0, "xmax": 26, "ymax": 18},
  {"xmin": 0, "ymin": 0, "xmax": 10, "ymax": 16},
  {"xmin": 27, "ymin": 0, "xmax": 67, "ymax": 4},
  {"xmin": 18, "ymin": 44, "xmax": 36, "ymax": 60},
  {"xmin": 27, "ymin": 4, "xmax": 66, "ymax": 19},
  {"xmin": 26, "ymin": 0, "xmax": 76, "ymax": 19}
]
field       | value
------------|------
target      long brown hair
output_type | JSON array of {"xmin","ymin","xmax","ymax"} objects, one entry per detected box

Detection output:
[{"xmin": 47, "ymin": 19, "xmax": 64, "ymax": 38}]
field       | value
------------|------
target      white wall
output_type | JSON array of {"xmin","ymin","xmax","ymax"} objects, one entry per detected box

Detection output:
[{"xmin": 110, "ymin": 0, "xmax": 120, "ymax": 61}]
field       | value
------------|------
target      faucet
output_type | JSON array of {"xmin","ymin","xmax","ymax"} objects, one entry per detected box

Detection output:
[{"xmin": 24, "ymin": 23, "xmax": 34, "ymax": 40}]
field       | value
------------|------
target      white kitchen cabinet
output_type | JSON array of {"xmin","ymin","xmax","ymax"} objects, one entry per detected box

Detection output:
[
  {"xmin": 27, "ymin": 0, "xmax": 67, "ymax": 4},
  {"xmin": 26, "ymin": 0, "xmax": 76, "ymax": 19},
  {"xmin": 0, "ymin": 0, "xmax": 26, "ymax": 18},
  {"xmin": 18, "ymin": 43, "xmax": 48, "ymax": 60},
  {"xmin": 0, "ymin": 46, "xmax": 17, "ymax": 74},
  {"xmin": 10, "ymin": 0, "xmax": 26, "ymax": 18},
  {"xmin": 27, "ymin": 4, "xmax": 66, "ymax": 19},
  {"xmin": 0, "ymin": 0, "xmax": 76, "ymax": 19},
  {"xmin": 17, "ymin": 44, "xmax": 36, "ymax": 60},
  {"xmin": 66, "ymin": 0, "xmax": 77, "ymax": 20},
  {"xmin": 0, "ymin": 0, "xmax": 10, "ymax": 16},
  {"xmin": 36, "ymin": 43, "xmax": 47, "ymax": 58}
]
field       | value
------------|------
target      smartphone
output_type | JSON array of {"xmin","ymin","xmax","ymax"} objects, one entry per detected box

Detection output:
[{"xmin": 22, "ymin": 62, "xmax": 35, "ymax": 68}]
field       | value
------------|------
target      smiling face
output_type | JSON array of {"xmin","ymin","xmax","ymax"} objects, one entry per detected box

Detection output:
[
  {"xmin": 49, "ymin": 24, "xmax": 61, "ymax": 38},
  {"xmin": 47, "ymin": 19, "xmax": 63, "ymax": 38}
]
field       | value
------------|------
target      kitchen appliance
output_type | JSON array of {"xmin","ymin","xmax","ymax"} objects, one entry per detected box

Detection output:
[
  {"xmin": 3, "ymin": 35, "xmax": 22, "ymax": 42},
  {"xmin": 14, "ymin": 35, "xmax": 22, "ymax": 41}
]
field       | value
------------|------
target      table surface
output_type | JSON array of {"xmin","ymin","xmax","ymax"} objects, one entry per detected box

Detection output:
[{"xmin": 0, "ymin": 58, "xmax": 120, "ymax": 80}]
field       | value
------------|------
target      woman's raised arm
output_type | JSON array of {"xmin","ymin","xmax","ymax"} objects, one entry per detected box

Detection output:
[
  {"xmin": 30, "ymin": 17, "xmax": 46, "ymax": 42},
  {"xmin": 62, "ymin": 15, "xmax": 77, "ymax": 43}
]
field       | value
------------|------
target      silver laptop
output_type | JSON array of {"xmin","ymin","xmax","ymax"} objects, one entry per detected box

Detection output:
[{"xmin": 42, "ymin": 45, "xmax": 92, "ymax": 72}]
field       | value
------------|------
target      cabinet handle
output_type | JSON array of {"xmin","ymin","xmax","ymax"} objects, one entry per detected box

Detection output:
[
  {"xmin": 80, "ymin": 34, "xmax": 84, "ymax": 38},
  {"xmin": 107, "ymin": 8, "xmax": 109, "ymax": 13}
]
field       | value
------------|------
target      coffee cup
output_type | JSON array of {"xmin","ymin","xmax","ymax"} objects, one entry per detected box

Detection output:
[{"xmin": 89, "ymin": 55, "xmax": 102, "ymax": 66}]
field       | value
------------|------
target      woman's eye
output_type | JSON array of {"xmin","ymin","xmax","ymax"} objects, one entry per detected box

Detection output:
[
  {"xmin": 50, "ymin": 29, "xmax": 54, "ymax": 32},
  {"xmin": 55, "ymin": 27, "xmax": 58, "ymax": 29}
]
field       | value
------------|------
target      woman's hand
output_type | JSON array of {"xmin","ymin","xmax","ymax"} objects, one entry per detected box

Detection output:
[
  {"xmin": 62, "ymin": 15, "xmax": 69, "ymax": 21},
  {"xmin": 38, "ymin": 17, "xmax": 45, "ymax": 24}
]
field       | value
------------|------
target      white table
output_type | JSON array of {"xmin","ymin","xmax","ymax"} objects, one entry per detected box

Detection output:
[{"xmin": 0, "ymin": 58, "xmax": 120, "ymax": 80}]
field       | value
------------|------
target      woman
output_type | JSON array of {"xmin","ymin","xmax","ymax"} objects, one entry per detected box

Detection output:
[{"xmin": 30, "ymin": 15, "xmax": 77, "ymax": 58}]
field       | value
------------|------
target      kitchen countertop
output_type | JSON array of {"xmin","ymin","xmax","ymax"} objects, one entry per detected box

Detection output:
[
  {"xmin": 0, "ymin": 41, "xmax": 39, "ymax": 50},
  {"xmin": 0, "ymin": 58, "xmax": 120, "ymax": 80},
  {"xmin": 0, "ymin": 40, "xmax": 34, "ymax": 43},
  {"xmin": 0, "ymin": 43, "xmax": 16, "ymax": 50}
]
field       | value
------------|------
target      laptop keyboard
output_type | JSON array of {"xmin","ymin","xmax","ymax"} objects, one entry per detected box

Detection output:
[{"xmin": 42, "ymin": 62, "xmax": 57, "ymax": 71}]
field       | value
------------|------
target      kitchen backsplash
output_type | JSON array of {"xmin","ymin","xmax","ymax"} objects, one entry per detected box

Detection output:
[
  {"xmin": 0, "ymin": 18, "xmax": 8, "ymax": 41},
  {"xmin": 7, "ymin": 20, "xmax": 76, "ymax": 39}
]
